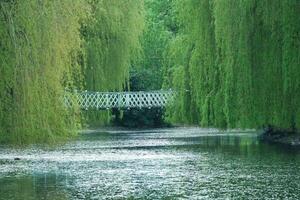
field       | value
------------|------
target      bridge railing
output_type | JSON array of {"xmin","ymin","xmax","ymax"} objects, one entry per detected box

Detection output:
[{"xmin": 64, "ymin": 90, "xmax": 175, "ymax": 110}]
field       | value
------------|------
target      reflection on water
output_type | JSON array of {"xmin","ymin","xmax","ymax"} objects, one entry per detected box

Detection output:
[
  {"xmin": 0, "ymin": 128, "xmax": 300, "ymax": 199},
  {"xmin": 0, "ymin": 173, "xmax": 70, "ymax": 200}
]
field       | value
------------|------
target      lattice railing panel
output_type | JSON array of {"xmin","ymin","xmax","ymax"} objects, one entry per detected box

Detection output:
[{"xmin": 64, "ymin": 90, "xmax": 175, "ymax": 110}]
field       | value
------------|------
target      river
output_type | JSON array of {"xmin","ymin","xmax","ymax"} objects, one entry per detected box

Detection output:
[{"xmin": 0, "ymin": 128, "xmax": 300, "ymax": 199}]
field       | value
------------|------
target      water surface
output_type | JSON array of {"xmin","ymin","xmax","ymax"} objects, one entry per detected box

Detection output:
[{"xmin": 0, "ymin": 128, "xmax": 300, "ymax": 199}]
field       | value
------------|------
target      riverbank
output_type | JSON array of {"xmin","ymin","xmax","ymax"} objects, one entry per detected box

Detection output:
[
  {"xmin": 80, "ymin": 126, "xmax": 219, "ymax": 134},
  {"xmin": 80, "ymin": 126, "xmax": 256, "ymax": 135},
  {"xmin": 259, "ymin": 128, "xmax": 300, "ymax": 147}
]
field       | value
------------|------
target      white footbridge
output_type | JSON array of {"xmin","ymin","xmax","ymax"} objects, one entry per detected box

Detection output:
[{"xmin": 64, "ymin": 90, "xmax": 175, "ymax": 110}]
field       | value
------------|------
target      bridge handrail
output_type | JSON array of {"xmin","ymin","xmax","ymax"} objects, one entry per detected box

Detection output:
[
  {"xmin": 65, "ymin": 89, "xmax": 175, "ymax": 95},
  {"xmin": 64, "ymin": 89, "xmax": 176, "ymax": 109}
]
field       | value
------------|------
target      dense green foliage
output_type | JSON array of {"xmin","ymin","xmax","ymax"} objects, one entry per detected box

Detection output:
[
  {"xmin": 164, "ymin": 0, "xmax": 300, "ymax": 130},
  {"xmin": 82, "ymin": 0, "xmax": 145, "ymax": 126},
  {"xmin": 113, "ymin": 0, "xmax": 176, "ymax": 127},
  {"xmin": 135, "ymin": 0, "xmax": 176, "ymax": 90},
  {"xmin": 84, "ymin": 0, "xmax": 144, "ymax": 91},
  {"xmin": 0, "ymin": 0, "xmax": 87, "ymax": 144},
  {"xmin": 1, "ymin": 0, "xmax": 299, "ymax": 144},
  {"xmin": 0, "ymin": 0, "xmax": 145, "ymax": 143}
]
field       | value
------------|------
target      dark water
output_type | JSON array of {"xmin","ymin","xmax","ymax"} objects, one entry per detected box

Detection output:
[{"xmin": 0, "ymin": 128, "xmax": 300, "ymax": 199}]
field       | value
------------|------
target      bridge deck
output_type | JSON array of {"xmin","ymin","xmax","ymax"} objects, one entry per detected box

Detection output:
[{"xmin": 64, "ymin": 90, "xmax": 175, "ymax": 109}]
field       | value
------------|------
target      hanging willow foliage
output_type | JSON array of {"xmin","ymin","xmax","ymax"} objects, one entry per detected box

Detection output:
[
  {"xmin": 83, "ymin": 0, "xmax": 145, "ymax": 125},
  {"xmin": 0, "ymin": 0, "xmax": 88, "ymax": 144},
  {"xmin": 165, "ymin": 0, "xmax": 300, "ymax": 130},
  {"xmin": 84, "ymin": 0, "xmax": 144, "ymax": 91}
]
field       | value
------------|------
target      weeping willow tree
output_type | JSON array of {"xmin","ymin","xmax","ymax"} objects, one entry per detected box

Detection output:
[
  {"xmin": 82, "ymin": 0, "xmax": 145, "ymax": 125},
  {"xmin": 165, "ymin": 0, "xmax": 300, "ymax": 131},
  {"xmin": 0, "ymin": 0, "xmax": 88, "ymax": 144}
]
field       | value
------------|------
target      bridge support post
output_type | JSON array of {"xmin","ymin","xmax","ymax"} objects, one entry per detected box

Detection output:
[
  {"xmin": 125, "ymin": 93, "xmax": 130, "ymax": 108},
  {"xmin": 105, "ymin": 93, "xmax": 109, "ymax": 109},
  {"xmin": 117, "ymin": 93, "xmax": 121, "ymax": 108}
]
